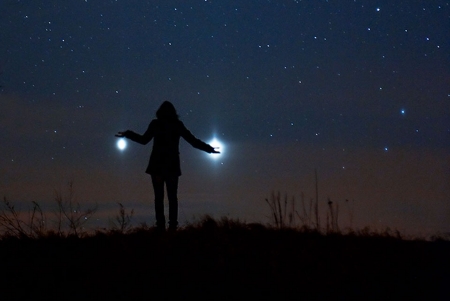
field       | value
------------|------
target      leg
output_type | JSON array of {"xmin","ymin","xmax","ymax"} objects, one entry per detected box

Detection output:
[
  {"xmin": 151, "ymin": 175, "xmax": 165, "ymax": 229},
  {"xmin": 166, "ymin": 176, "xmax": 179, "ymax": 230}
]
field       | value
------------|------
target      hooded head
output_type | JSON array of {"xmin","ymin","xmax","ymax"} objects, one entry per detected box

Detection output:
[{"xmin": 156, "ymin": 101, "xmax": 179, "ymax": 121}]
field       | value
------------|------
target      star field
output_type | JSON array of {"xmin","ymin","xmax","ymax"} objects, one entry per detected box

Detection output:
[{"xmin": 0, "ymin": 1, "xmax": 449, "ymax": 236}]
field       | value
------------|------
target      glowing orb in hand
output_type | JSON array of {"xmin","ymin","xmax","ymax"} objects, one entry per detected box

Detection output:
[
  {"xmin": 208, "ymin": 137, "xmax": 223, "ymax": 160},
  {"xmin": 117, "ymin": 138, "xmax": 127, "ymax": 151}
]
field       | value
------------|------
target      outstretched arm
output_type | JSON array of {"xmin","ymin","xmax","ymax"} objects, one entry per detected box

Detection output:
[
  {"xmin": 115, "ymin": 121, "xmax": 155, "ymax": 145},
  {"xmin": 180, "ymin": 122, "xmax": 220, "ymax": 153}
]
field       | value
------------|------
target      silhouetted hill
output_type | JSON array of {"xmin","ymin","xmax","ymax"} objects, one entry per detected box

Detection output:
[{"xmin": 0, "ymin": 218, "xmax": 448, "ymax": 300}]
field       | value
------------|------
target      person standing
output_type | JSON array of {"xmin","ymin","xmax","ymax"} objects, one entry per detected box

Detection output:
[{"xmin": 116, "ymin": 101, "xmax": 219, "ymax": 231}]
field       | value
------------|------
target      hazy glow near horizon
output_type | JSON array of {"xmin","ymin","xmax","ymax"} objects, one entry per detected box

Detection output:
[{"xmin": 117, "ymin": 138, "xmax": 127, "ymax": 151}]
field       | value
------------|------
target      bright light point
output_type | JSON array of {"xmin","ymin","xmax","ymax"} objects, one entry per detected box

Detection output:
[
  {"xmin": 208, "ymin": 138, "xmax": 224, "ymax": 160},
  {"xmin": 117, "ymin": 138, "xmax": 127, "ymax": 151}
]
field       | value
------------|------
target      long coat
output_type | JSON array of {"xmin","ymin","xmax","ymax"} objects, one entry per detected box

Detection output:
[{"xmin": 124, "ymin": 119, "xmax": 214, "ymax": 176}]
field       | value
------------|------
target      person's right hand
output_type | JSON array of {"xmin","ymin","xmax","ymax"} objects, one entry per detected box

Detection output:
[{"xmin": 115, "ymin": 131, "xmax": 126, "ymax": 137}]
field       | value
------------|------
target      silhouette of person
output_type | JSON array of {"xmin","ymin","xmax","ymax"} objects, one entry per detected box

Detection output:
[{"xmin": 116, "ymin": 101, "xmax": 219, "ymax": 231}]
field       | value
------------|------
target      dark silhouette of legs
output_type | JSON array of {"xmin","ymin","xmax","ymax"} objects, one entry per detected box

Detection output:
[
  {"xmin": 166, "ymin": 176, "xmax": 179, "ymax": 230},
  {"xmin": 151, "ymin": 175, "xmax": 165, "ymax": 230},
  {"xmin": 151, "ymin": 175, "xmax": 179, "ymax": 230}
]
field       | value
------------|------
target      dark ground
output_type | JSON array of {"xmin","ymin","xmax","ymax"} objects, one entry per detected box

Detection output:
[{"xmin": 0, "ymin": 219, "xmax": 449, "ymax": 300}]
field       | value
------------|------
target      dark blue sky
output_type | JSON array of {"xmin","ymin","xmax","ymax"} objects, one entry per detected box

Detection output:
[{"xmin": 1, "ymin": 1, "xmax": 449, "ymax": 236}]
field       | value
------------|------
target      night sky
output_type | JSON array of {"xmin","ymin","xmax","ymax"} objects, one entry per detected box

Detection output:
[{"xmin": 1, "ymin": 1, "xmax": 449, "ymax": 237}]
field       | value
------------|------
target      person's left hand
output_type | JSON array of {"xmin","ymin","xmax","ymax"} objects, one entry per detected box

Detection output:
[{"xmin": 211, "ymin": 147, "xmax": 220, "ymax": 154}]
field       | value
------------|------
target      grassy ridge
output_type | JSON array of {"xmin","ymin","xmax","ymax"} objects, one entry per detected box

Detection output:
[{"xmin": 0, "ymin": 217, "xmax": 449, "ymax": 300}]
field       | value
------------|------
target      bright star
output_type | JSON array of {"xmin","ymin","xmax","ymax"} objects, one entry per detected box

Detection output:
[{"xmin": 117, "ymin": 138, "xmax": 127, "ymax": 151}]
